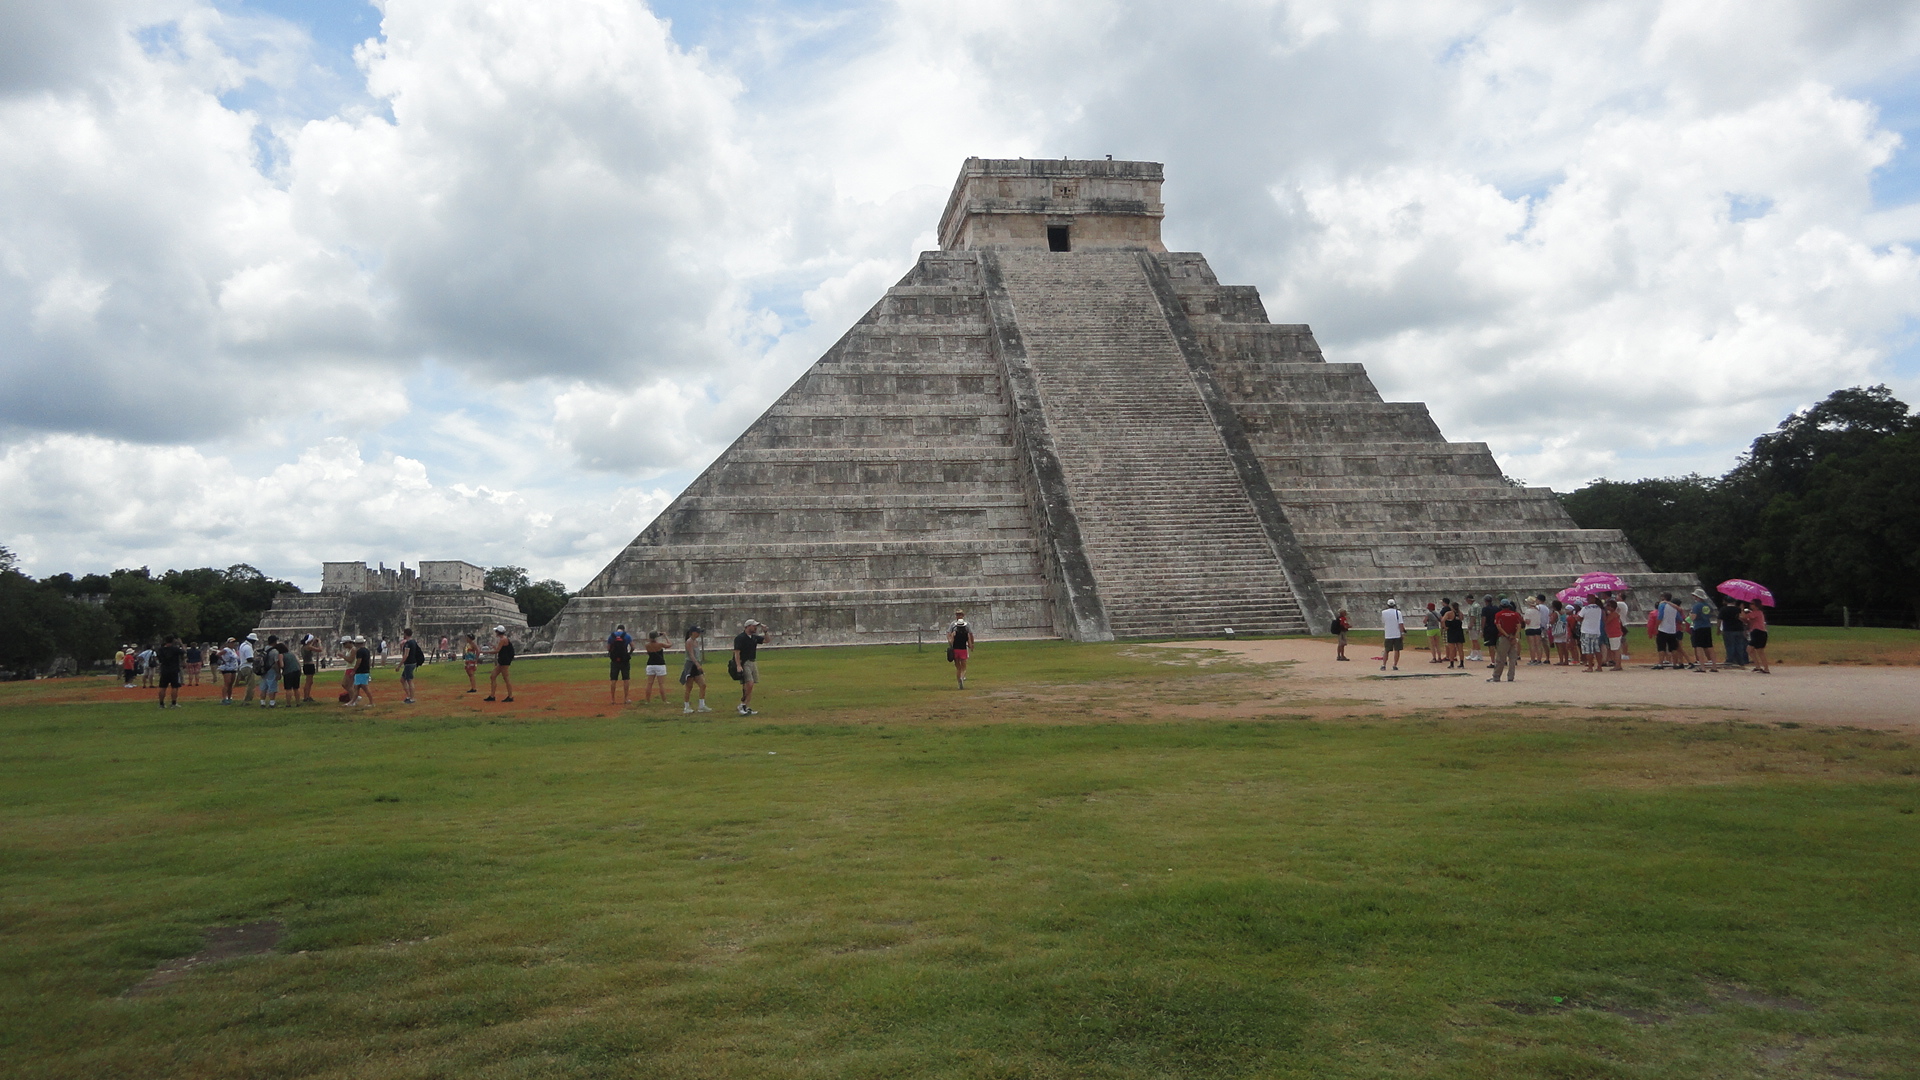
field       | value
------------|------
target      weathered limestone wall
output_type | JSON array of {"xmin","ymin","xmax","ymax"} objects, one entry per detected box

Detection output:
[{"xmin": 939, "ymin": 157, "xmax": 1166, "ymax": 252}]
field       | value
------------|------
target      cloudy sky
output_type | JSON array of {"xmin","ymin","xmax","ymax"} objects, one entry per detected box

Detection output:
[{"xmin": 3, "ymin": 0, "xmax": 1918, "ymax": 589}]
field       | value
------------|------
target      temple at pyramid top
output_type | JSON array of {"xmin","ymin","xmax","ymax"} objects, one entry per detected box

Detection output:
[
  {"xmin": 537, "ymin": 158, "xmax": 1692, "ymax": 652},
  {"xmin": 939, "ymin": 157, "xmax": 1167, "ymax": 252}
]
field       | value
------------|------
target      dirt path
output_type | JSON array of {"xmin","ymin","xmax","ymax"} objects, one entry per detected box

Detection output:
[{"xmin": 1146, "ymin": 639, "xmax": 1920, "ymax": 729}]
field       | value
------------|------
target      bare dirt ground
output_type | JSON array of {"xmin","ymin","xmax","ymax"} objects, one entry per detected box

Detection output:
[{"xmin": 1147, "ymin": 639, "xmax": 1920, "ymax": 729}]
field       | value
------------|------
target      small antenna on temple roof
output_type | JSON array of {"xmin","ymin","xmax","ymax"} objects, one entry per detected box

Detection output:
[{"xmin": 1106, "ymin": 154, "xmax": 1113, "ymax": 160}]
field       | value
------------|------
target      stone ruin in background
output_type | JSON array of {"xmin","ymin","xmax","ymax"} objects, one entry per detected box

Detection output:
[
  {"xmin": 254, "ymin": 560, "xmax": 528, "ymax": 649},
  {"xmin": 538, "ymin": 157, "xmax": 1695, "ymax": 652}
]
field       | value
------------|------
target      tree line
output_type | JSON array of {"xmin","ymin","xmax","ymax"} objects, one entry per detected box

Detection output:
[
  {"xmin": 0, "ymin": 555, "xmax": 575, "ymax": 677},
  {"xmin": 1559, "ymin": 385, "xmax": 1920, "ymax": 625}
]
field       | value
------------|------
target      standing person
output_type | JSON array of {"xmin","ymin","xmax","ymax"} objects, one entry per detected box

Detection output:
[
  {"xmin": 731, "ymin": 619, "xmax": 769, "ymax": 715},
  {"xmin": 234, "ymin": 633, "xmax": 259, "ymax": 704},
  {"xmin": 1424, "ymin": 603, "xmax": 1443, "ymax": 663},
  {"xmin": 438, "ymin": 635, "xmax": 450, "ymax": 663},
  {"xmin": 118, "ymin": 646, "xmax": 135, "ymax": 688},
  {"xmin": 1653, "ymin": 592, "xmax": 1685, "ymax": 669},
  {"xmin": 1603, "ymin": 599, "xmax": 1628, "ymax": 671},
  {"xmin": 1550, "ymin": 600, "xmax": 1572, "ymax": 665},
  {"xmin": 216, "ymin": 639, "xmax": 240, "ymax": 702},
  {"xmin": 349, "ymin": 636, "xmax": 375, "ymax": 706},
  {"xmin": 1720, "ymin": 594, "xmax": 1749, "ymax": 667},
  {"xmin": 335, "ymin": 638, "xmax": 356, "ymax": 700},
  {"xmin": 184, "ymin": 641, "xmax": 203, "ymax": 686},
  {"xmin": 1687, "ymin": 588, "xmax": 1719, "ymax": 672},
  {"xmin": 137, "ymin": 645, "xmax": 156, "ymax": 688},
  {"xmin": 1464, "ymin": 602, "xmax": 1483, "ymax": 663},
  {"xmin": 1480, "ymin": 595, "xmax": 1500, "ymax": 668},
  {"xmin": 462, "ymin": 634, "xmax": 480, "ymax": 694},
  {"xmin": 1379, "ymin": 600, "xmax": 1405, "ymax": 671},
  {"xmin": 257, "ymin": 635, "xmax": 282, "ymax": 707},
  {"xmin": 641, "ymin": 631, "xmax": 670, "ymax": 704},
  {"xmin": 1332, "ymin": 609, "xmax": 1351, "ymax": 661},
  {"xmin": 1489, "ymin": 599, "xmax": 1523, "ymax": 682},
  {"xmin": 948, "ymin": 610, "xmax": 974, "ymax": 689},
  {"xmin": 607, "ymin": 624, "xmax": 634, "ymax": 704},
  {"xmin": 1578, "ymin": 600, "xmax": 1605, "ymax": 672},
  {"xmin": 154, "ymin": 636, "xmax": 184, "ymax": 709},
  {"xmin": 1522, "ymin": 598, "xmax": 1544, "ymax": 664},
  {"xmin": 398, "ymin": 628, "xmax": 426, "ymax": 704},
  {"xmin": 485, "ymin": 626, "xmax": 515, "ymax": 702},
  {"xmin": 280, "ymin": 640, "xmax": 302, "ymax": 706},
  {"xmin": 1443, "ymin": 601, "xmax": 1466, "ymax": 668},
  {"xmin": 1741, "ymin": 602, "xmax": 1771, "ymax": 674},
  {"xmin": 1530, "ymin": 596, "xmax": 1552, "ymax": 664},
  {"xmin": 298, "ymin": 634, "xmax": 322, "ymax": 703},
  {"xmin": 680, "ymin": 626, "xmax": 712, "ymax": 713}
]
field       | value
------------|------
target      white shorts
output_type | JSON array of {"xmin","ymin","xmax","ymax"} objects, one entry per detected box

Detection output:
[{"xmin": 645, "ymin": 664, "xmax": 667, "ymax": 677}]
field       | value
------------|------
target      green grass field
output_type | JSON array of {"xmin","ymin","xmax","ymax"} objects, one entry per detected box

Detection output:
[{"xmin": 4, "ymin": 639, "xmax": 1918, "ymax": 1079}]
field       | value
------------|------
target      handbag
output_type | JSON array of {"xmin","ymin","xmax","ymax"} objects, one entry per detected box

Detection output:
[
  {"xmin": 727, "ymin": 657, "xmax": 743, "ymax": 682},
  {"xmin": 946, "ymin": 647, "xmax": 955, "ymax": 663}
]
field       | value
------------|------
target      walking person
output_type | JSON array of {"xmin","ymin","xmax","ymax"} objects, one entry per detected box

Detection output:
[
  {"xmin": 1720, "ymin": 594, "xmax": 1749, "ymax": 667},
  {"xmin": 216, "ymin": 638, "xmax": 240, "ymax": 703},
  {"xmin": 732, "ymin": 619, "xmax": 769, "ymax": 715},
  {"xmin": 398, "ymin": 628, "xmax": 426, "ymax": 703},
  {"xmin": 607, "ymin": 624, "xmax": 634, "ymax": 704},
  {"xmin": 948, "ymin": 610, "xmax": 974, "ymax": 688},
  {"xmin": 349, "ymin": 636, "xmax": 375, "ymax": 707},
  {"xmin": 1379, "ymin": 599, "xmax": 1405, "ymax": 671},
  {"xmin": 461, "ymin": 634, "xmax": 479, "ymax": 694},
  {"xmin": 1741, "ymin": 602, "xmax": 1771, "ymax": 674},
  {"xmin": 257, "ymin": 635, "xmax": 282, "ymax": 707},
  {"xmin": 155, "ymin": 636, "xmax": 184, "ymax": 709},
  {"xmin": 1489, "ymin": 599, "xmax": 1522, "ymax": 682},
  {"xmin": 642, "ymin": 631, "xmax": 671, "ymax": 704},
  {"xmin": 680, "ymin": 626, "xmax": 712, "ymax": 714},
  {"xmin": 1332, "ymin": 609, "xmax": 1352, "ymax": 661}
]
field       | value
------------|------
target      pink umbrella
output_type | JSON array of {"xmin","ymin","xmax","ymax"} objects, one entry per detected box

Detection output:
[
  {"xmin": 1573, "ymin": 572, "xmax": 1629, "ymax": 591},
  {"xmin": 1717, "ymin": 579, "xmax": 1775, "ymax": 606},
  {"xmin": 1558, "ymin": 581, "xmax": 1618, "ymax": 601}
]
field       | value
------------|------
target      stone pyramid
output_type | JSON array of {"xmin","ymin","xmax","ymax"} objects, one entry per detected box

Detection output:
[{"xmin": 543, "ymin": 158, "xmax": 1691, "ymax": 651}]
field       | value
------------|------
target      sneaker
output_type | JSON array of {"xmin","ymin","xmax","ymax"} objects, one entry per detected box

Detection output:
[
  {"xmin": 404, "ymin": 698, "xmax": 415, "ymax": 704},
  {"xmin": 1487, "ymin": 676, "xmax": 1500, "ymax": 682},
  {"xmin": 466, "ymin": 688, "xmax": 477, "ymax": 694},
  {"xmin": 683, "ymin": 703, "xmax": 694, "ymax": 714},
  {"xmin": 737, "ymin": 704, "xmax": 748, "ymax": 715},
  {"xmin": 503, "ymin": 696, "xmax": 514, "ymax": 702},
  {"xmin": 697, "ymin": 702, "xmax": 713, "ymax": 712},
  {"xmin": 484, "ymin": 695, "xmax": 496, "ymax": 701}
]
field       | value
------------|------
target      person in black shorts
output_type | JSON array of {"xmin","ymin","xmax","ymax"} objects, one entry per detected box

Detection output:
[
  {"xmin": 155, "ymin": 636, "xmax": 184, "ymax": 709},
  {"xmin": 486, "ymin": 626, "xmax": 515, "ymax": 702},
  {"xmin": 680, "ymin": 626, "xmax": 710, "ymax": 714},
  {"xmin": 731, "ymin": 619, "xmax": 769, "ymax": 715},
  {"xmin": 607, "ymin": 624, "xmax": 633, "ymax": 704},
  {"xmin": 279, "ymin": 641, "xmax": 301, "ymax": 706}
]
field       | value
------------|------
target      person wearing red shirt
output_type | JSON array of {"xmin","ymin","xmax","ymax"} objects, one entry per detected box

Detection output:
[{"xmin": 1490, "ymin": 599, "xmax": 1524, "ymax": 682}]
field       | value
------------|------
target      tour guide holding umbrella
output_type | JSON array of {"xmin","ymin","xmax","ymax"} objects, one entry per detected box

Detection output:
[{"xmin": 1718, "ymin": 579, "xmax": 1776, "ymax": 674}]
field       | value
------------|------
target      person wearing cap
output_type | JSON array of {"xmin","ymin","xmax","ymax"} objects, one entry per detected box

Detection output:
[
  {"xmin": 1488, "ymin": 599, "xmax": 1523, "ymax": 681},
  {"xmin": 397, "ymin": 627, "xmax": 427, "ymax": 703},
  {"xmin": 1653, "ymin": 591, "xmax": 1686, "ymax": 669},
  {"xmin": 234, "ymin": 632, "xmax": 259, "ymax": 704},
  {"xmin": 606, "ymin": 623, "xmax": 634, "ymax": 704},
  {"xmin": 1686, "ymin": 587, "xmax": 1719, "ymax": 672},
  {"xmin": 732, "ymin": 619, "xmax": 770, "ymax": 715},
  {"xmin": 485, "ymin": 626, "xmax": 515, "ymax": 702},
  {"xmin": 1379, "ymin": 599, "xmax": 1405, "ymax": 671},
  {"xmin": 346, "ymin": 635, "xmax": 375, "ymax": 706},
  {"xmin": 298, "ymin": 633, "xmax": 323, "ymax": 703},
  {"xmin": 681, "ymin": 626, "xmax": 711, "ymax": 713}
]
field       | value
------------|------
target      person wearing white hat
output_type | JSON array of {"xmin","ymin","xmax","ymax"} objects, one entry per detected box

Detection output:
[
  {"xmin": 1378, "ymin": 599, "xmax": 1405, "ymax": 671},
  {"xmin": 1687, "ymin": 588, "xmax": 1719, "ymax": 672},
  {"xmin": 485, "ymin": 625, "xmax": 516, "ymax": 702},
  {"xmin": 234, "ymin": 632, "xmax": 259, "ymax": 704},
  {"xmin": 347, "ymin": 635, "xmax": 375, "ymax": 707}
]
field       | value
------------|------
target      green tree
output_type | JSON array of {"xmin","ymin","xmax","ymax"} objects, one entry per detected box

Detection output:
[
  {"xmin": 106, "ymin": 570, "xmax": 198, "ymax": 644},
  {"xmin": 0, "ymin": 569, "xmax": 118, "ymax": 674},
  {"xmin": 485, "ymin": 566, "xmax": 530, "ymax": 596},
  {"xmin": 1777, "ymin": 430, "xmax": 1920, "ymax": 622},
  {"xmin": 514, "ymin": 579, "xmax": 572, "ymax": 628}
]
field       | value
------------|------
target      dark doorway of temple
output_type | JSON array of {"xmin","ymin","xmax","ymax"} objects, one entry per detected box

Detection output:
[{"xmin": 1047, "ymin": 226, "xmax": 1071, "ymax": 252}]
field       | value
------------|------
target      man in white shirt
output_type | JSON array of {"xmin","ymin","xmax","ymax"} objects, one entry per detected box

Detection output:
[
  {"xmin": 1522, "ymin": 598, "xmax": 1543, "ymax": 665},
  {"xmin": 1379, "ymin": 600, "xmax": 1406, "ymax": 671},
  {"xmin": 234, "ymin": 632, "xmax": 258, "ymax": 704},
  {"xmin": 1654, "ymin": 591, "xmax": 1685, "ymax": 668},
  {"xmin": 1578, "ymin": 601, "xmax": 1606, "ymax": 672}
]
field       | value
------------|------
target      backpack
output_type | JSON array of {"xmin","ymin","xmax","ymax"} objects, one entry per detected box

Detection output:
[
  {"xmin": 727, "ymin": 657, "xmax": 744, "ymax": 682},
  {"xmin": 251, "ymin": 650, "xmax": 271, "ymax": 675}
]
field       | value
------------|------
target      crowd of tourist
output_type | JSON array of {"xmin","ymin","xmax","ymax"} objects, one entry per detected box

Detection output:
[{"xmin": 1337, "ymin": 584, "xmax": 1774, "ymax": 681}]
